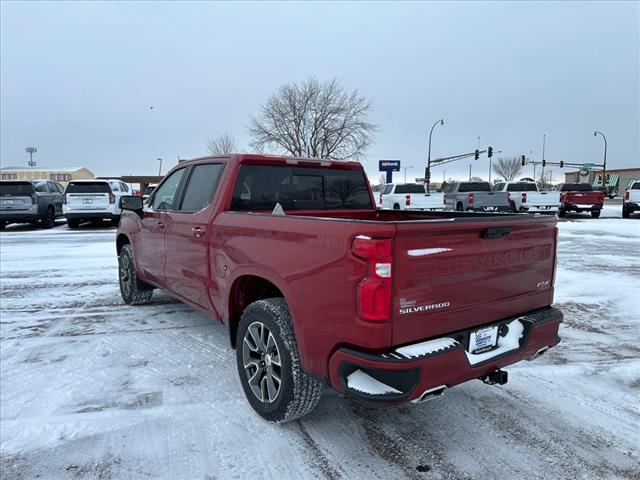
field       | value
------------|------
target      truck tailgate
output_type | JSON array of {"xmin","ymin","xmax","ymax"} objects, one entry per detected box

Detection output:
[
  {"xmin": 472, "ymin": 192, "xmax": 509, "ymax": 208},
  {"xmin": 392, "ymin": 216, "xmax": 557, "ymax": 344}
]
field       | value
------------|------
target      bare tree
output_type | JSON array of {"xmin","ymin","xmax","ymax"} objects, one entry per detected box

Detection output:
[
  {"xmin": 248, "ymin": 78, "xmax": 376, "ymax": 160},
  {"xmin": 492, "ymin": 157, "xmax": 523, "ymax": 181},
  {"xmin": 207, "ymin": 133, "xmax": 238, "ymax": 155}
]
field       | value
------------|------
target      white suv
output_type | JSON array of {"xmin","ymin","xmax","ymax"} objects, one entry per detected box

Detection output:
[{"xmin": 63, "ymin": 179, "xmax": 131, "ymax": 228}]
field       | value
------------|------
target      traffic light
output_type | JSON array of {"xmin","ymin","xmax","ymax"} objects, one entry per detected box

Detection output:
[
  {"xmin": 542, "ymin": 159, "xmax": 546, "ymax": 167},
  {"xmin": 521, "ymin": 155, "xmax": 526, "ymax": 166},
  {"xmin": 487, "ymin": 146, "xmax": 493, "ymax": 158},
  {"xmin": 560, "ymin": 161, "xmax": 564, "ymax": 168},
  {"xmin": 474, "ymin": 149, "xmax": 479, "ymax": 160}
]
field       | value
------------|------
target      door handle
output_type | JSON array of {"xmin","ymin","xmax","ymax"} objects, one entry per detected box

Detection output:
[
  {"xmin": 192, "ymin": 226, "xmax": 205, "ymax": 238},
  {"xmin": 157, "ymin": 222, "xmax": 165, "ymax": 231}
]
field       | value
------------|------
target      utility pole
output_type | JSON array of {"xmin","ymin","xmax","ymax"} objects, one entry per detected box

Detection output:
[
  {"xmin": 529, "ymin": 150, "xmax": 534, "ymax": 179},
  {"xmin": 469, "ymin": 164, "xmax": 472, "ymax": 181},
  {"xmin": 594, "ymin": 131, "xmax": 607, "ymax": 192},
  {"xmin": 541, "ymin": 135, "xmax": 546, "ymax": 183},
  {"xmin": 426, "ymin": 118, "xmax": 444, "ymax": 193},
  {"xmin": 157, "ymin": 158, "xmax": 163, "ymax": 176},
  {"xmin": 403, "ymin": 165, "xmax": 414, "ymax": 183}
]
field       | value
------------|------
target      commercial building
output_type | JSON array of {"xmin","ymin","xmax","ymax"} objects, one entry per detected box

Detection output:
[
  {"xmin": 564, "ymin": 167, "xmax": 640, "ymax": 195},
  {"xmin": 0, "ymin": 166, "xmax": 95, "ymax": 186}
]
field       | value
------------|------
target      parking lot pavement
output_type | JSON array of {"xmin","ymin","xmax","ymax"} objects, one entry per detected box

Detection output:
[{"xmin": 1, "ymin": 213, "xmax": 639, "ymax": 480}]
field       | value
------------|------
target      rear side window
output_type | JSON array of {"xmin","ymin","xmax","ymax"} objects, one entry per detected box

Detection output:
[
  {"xmin": 0, "ymin": 182, "xmax": 34, "ymax": 195},
  {"xmin": 631, "ymin": 182, "xmax": 640, "ymax": 190},
  {"xmin": 34, "ymin": 182, "xmax": 48, "ymax": 193},
  {"xmin": 507, "ymin": 183, "xmax": 537, "ymax": 192},
  {"xmin": 381, "ymin": 185, "xmax": 393, "ymax": 194},
  {"xmin": 179, "ymin": 164, "xmax": 224, "ymax": 212},
  {"xmin": 231, "ymin": 165, "xmax": 372, "ymax": 211},
  {"xmin": 459, "ymin": 182, "xmax": 491, "ymax": 192},
  {"xmin": 395, "ymin": 184, "xmax": 425, "ymax": 194},
  {"xmin": 66, "ymin": 182, "xmax": 111, "ymax": 193}
]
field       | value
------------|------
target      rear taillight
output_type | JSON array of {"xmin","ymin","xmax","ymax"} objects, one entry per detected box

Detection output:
[
  {"xmin": 560, "ymin": 193, "xmax": 566, "ymax": 202},
  {"xmin": 405, "ymin": 195, "xmax": 411, "ymax": 207},
  {"xmin": 625, "ymin": 191, "xmax": 630, "ymax": 201},
  {"xmin": 62, "ymin": 194, "xmax": 67, "ymax": 205},
  {"xmin": 522, "ymin": 192, "xmax": 527, "ymax": 204},
  {"xmin": 352, "ymin": 236, "xmax": 392, "ymax": 322},
  {"xmin": 379, "ymin": 193, "xmax": 382, "ymax": 205},
  {"xmin": 468, "ymin": 193, "xmax": 475, "ymax": 206},
  {"xmin": 109, "ymin": 193, "xmax": 116, "ymax": 204}
]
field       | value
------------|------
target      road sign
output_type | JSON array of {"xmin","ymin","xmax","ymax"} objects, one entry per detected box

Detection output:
[
  {"xmin": 415, "ymin": 178, "xmax": 426, "ymax": 182},
  {"xmin": 582, "ymin": 163, "xmax": 595, "ymax": 170}
]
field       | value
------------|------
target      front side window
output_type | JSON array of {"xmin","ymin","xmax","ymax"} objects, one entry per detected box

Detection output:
[
  {"xmin": 179, "ymin": 164, "xmax": 224, "ymax": 212},
  {"xmin": 151, "ymin": 168, "xmax": 186, "ymax": 210},
  {"xmin": 34, "ymin": 182, "xmax": 48, "ymax": 193},
  {"xmin": 231, "ymin": 165, "xmax": 372, "ymax": 211}
]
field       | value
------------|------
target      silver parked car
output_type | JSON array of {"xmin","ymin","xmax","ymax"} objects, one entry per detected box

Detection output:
[{"xmin": 443, "ymin": 181, "xmax": 511, "ymax": 212}]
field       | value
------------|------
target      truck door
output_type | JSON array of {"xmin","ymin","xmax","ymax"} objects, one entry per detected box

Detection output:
[
  {"xmin": 163, "ymin": 162, "xmax": 224, "ymax": 310},
  {"xmin": 138, "ymin": 168, "xmax": 187, "ymax": 285}
]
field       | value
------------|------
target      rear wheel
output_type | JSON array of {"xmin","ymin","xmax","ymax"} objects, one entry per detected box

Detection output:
[
  {"xmin": 509, "ymin": 201, "xmax": 517, "ymax": 213},
  {"xmin": 41, "ymin": 206, "xmax": 56, "ymax": 229},
  {"xmin": 0, "ymin": 221, "xmax": 7, "ymax": 230},
  {"xmin": 456, "ymin": 202, "xmax": 464, "ymax": 211},
  {"xmin": 393, "ymin": 203, "xmax": 400, "ymax": 210},
  {"xmin": 236, "ymin": 298, "xmax": 323, "ymax": 423},
  {"xmin": 67, "ymin": 219, "xmax": 80, "ymax": 229},
  {"xmin": 118, "ymin": 244, "xmax": 153, "ymax": 305},
  {"xmin": 591, "ymin": 210, "xmax": 601, "ymax": 218},
  {"xmin": 622, "ymin": 206, "xmax": 630, "ymax": 218}
]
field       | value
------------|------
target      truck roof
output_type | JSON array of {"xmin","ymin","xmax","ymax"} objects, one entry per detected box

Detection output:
[{"xmin": 181, "ymin": 154, "xmax": 364, "ymax": 170}]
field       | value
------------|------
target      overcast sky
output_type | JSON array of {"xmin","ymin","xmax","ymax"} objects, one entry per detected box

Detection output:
[{"xmin": 1, "ymin": 1, "xmax": 638, "ymax": 182}]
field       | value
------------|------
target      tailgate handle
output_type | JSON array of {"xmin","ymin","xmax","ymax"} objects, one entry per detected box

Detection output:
[{"xmin": 481, "ymin": 227, "xmax": 511, "ymax": 239}]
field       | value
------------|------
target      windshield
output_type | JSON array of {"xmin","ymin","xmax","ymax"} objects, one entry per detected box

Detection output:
[
  {"xmin": 231, "ymin": 165, "xmax": 372, "ymax": 211},
  {"xmin": 560, "ymin": 183, "xmax": 593, "ymax": 192},
  {"xmin": 395, "ymin": 184, "xmax": 425, "ymax": 194},
  {"xmin": 459, "ymin": 182, "xmax": 491, "ymax": 192},
  {"xmin": 66, "ymin": 182, "xmax": 111, "ymax": 193},
  {"xmin": 0, "ymin": 182, "xmax": 35, "ymax": 195},
  {"xmin": 507, "ymin": 183, "xmax": 538, "ymax": 192}
]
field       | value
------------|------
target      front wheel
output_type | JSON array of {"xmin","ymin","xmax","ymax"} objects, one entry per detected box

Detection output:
[
  {"xmin": 591, "ymin": 210, "xmax": 601, "ymax": 218},
  {"xmin": 456, "ymin": 202, "xmax": 464, "ymax": 211},
  {"xmin": 67, "ymin": 219, "xmax": 80, "ymax": 229},
  {"xmin": 118, "ymin": 244, "xmax": 153, "ymax": 305},
  {"xmin": 622, "ymin": 206, "xmax": 630, "ymax": 218},
  {"xmin": 41, "ymin": 207, "xmax": 56, "ymax": 229},
  {"xmin": 236, "ymin": 298, "xmax": 323, "ymax": 423},
  {"xmin": 557, "ymin": 207, "xmax": 566, "ymax": 218}
]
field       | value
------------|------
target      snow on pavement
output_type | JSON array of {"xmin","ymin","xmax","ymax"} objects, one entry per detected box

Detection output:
[{"xmin": 1, "ymin": 213, "xmax": 639, "ymax": 479}]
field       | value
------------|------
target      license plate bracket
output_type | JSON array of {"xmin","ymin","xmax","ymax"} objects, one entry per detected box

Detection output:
[{"xmin": 468, "ymin": 325, "xmax": 499, "ymax": 354}]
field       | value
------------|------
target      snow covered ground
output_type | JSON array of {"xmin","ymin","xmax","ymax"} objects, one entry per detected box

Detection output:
[{"xmin": 1, "ymin": 208, "xmax": 639, "ymax": 479}]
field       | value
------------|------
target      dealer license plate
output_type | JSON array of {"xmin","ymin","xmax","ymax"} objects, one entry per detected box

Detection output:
[
  {"xmin": 2, "ymin": 199, "xmax": 14, "ymax": 205},
  {"xmin": 469, "ymin": 325, "xmax": 499, "ymax": 354},
  {"xmin": 83, "ymin": 198, "xmax": 93, "ymax": 205}
]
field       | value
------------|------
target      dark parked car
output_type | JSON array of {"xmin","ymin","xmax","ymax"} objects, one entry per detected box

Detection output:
[{"xmin": 0, "ymin": 180, "xmax": 64, "ymax": 229}]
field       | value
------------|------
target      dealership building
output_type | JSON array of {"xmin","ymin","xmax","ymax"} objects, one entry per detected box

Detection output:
[
  {"xmin": 564, "ymin": 167, "xmax": 640, "ymax": 195},
  {"xmin": 0, "ymin": 166, "xmax": 95, "ymax": 186}
]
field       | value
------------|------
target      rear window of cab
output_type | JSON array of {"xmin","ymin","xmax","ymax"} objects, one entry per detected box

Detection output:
[{"xmin": 66, "ymin": 182, "xmax": 111, "ymax": 193}]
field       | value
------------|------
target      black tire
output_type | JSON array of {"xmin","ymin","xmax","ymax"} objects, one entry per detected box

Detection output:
[
  {"xmin": 509, "ymin": 201, "xmax": 517, "ymax": 213},
  {"xmin": 41, "ymin": 206, "xmax": 56, "ymax": 229},
  {"xmin": 67, "ymin": 219, "xmax": 80, "ymax": 229},
  {"xmin": 118, "ymin": 244, "xmax": 153, "ymax": 305},
  {"xmin": 0, "ymin": 221, "xmax": 6, "ymax": 230},
  {"xmin": 622, "ymin": 206, "xmax": 630, "ymax": 219},
  {"xmin": 557, "ymin": 207, "xmax": 566, "ymax": 218},
  {"xmin": 393, "ymin": 203, "xmax": 400, "ymax": 210},
  {"xmin": 236, "ymin": 298, "xmax": 323, "ymax": 423},
  {"xmin": 591, "ymin": 210, "xmax": 601, "ymax": 218},
  {"xmin": 456, "ymin": 202, "xmax": 464, "ymax": 212}
]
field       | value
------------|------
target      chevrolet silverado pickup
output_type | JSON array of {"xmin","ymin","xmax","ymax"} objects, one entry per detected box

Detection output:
[
  {"xmin": 556, "ymin": 183, "xmax": 604, "ymax": 218},
  {"xmin": 443, "ymin": 181, "xmax": 510, "ymax": 212},
  {"xmin": 116, "ymin": 154, "xmax": 563, "ymax": 422},
  {"xmin": 492, "ymin": 181, "xmax": 559, "ymax": 213},
  {"xmin": 378, "ymin": 183, "xmax": 443, "ymax": 211}
]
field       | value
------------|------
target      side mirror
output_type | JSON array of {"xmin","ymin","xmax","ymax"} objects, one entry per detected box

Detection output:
[{"xmin": 119, "ymin": 195, "xmax": 144, "ymax": 212}]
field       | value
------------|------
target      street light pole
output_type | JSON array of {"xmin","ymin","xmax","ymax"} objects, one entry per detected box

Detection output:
[
  {"xmin": 25, "ymin": 147, "xmax": 37, "ymax": 167},
  {"xmin": 426, "ymin": 118, "xmax": 444, "ymax": 193},
  {"xmin": 157, "ymin": 158, "xmax": 163, "ymax": 176},
  {"xmin": 594, "ymin": 131, "xmax": 607, "ymax": 191},
  {"xmin": 541, "ymin": 134, "xmax": 546, "ymax": 185},
  {"xmin": 403, "ymin": 165, "xmax": 414, "ymax": 183}
]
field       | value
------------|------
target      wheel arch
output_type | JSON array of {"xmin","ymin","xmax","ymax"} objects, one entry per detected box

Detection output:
[
  {"xmin": 227, "ymin": 274, "xmax": 285, "ymax": 349},
  {"xmin": 116, "ymin": 233, "xmax": 130, "ymax": 254}
]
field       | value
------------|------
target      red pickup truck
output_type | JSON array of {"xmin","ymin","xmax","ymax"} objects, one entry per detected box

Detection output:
[
  {"xmin": 116, "ymin": 154, "xmax": 563, "ymax": 422},
  {"xmin": 556, "ymin": 183, "xmax": 604, "ymax": 218}
]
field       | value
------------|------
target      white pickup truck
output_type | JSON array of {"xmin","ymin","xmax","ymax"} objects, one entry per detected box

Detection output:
[
  {"xmin": 492, "ymin": 181, "xmax": 559, "ymax": 213},
  {"xmin": 623, "ymin": 180, "xmax": 640, "ymax": 218},
  {"xmin": 378, "ymin": 183, "xmax": 444, "ymax": 211}
]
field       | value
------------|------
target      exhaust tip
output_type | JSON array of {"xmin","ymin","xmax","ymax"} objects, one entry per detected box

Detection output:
[
  {"xmin": 528, "ymin": 346, "xmax": 550, "ymax": 361},
  {"xmin": 412, "ymin": 385, "xmax": 447, "ymax": 404}
]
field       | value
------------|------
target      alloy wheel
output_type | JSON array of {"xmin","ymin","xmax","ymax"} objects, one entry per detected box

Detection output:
[
  {"xmin": 119, "ymin": 254, "xmax": 132, "ymax": 297},
  {"xmin": 242, "ymin": 321, "xmax": 282, "ymax": 403}
]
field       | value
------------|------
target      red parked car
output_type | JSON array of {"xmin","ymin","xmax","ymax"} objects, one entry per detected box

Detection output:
[
  {"xmin": 116, "ymin": 154, "xmax": 563, "ymax": 422},
  {"xmin": 556, "ymin": 183, "xmax": 604, "ymax": 218}
]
